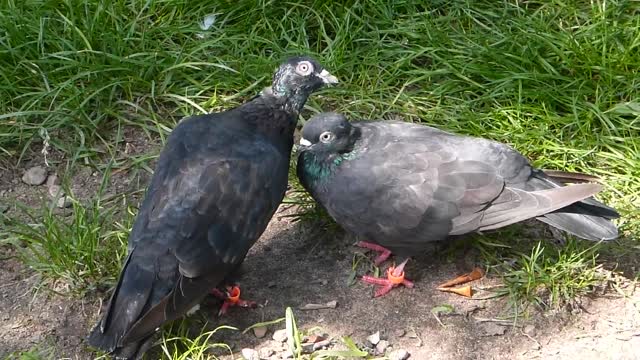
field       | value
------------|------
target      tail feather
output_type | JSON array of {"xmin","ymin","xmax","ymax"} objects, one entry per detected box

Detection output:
[
  {"xmin": 88, "ymin": 248, "xmax": 157, "ymax": 358},
  {"xmin": 537, "ymin": 212, "xmax": 619, "ymax": 241},
  {"xmin": 551, "ymin": 196, "xmax": 619, "ymax": 219},
  {"xmin": 527, "ymin": 170, "xmax": 620, "ymax": 241},
  {"xmin": 476, "ymin": 183, "xmax": 604, "ymax": 232},
  {"xmin": 106, "ymin": 337, "xmax": 152, "ymax": 360},
  {"xmin": 88, "ymin": 244, "xmax": 230, "ymax": 359},
  {"xmin": 542, "ymin": 169, "xmax": 603, "ymax": 184}
]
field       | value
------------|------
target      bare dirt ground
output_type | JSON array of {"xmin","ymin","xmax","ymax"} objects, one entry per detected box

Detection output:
[{"xmin": 1, "ymin": 129, "xmax": 638, "ymax": 360}]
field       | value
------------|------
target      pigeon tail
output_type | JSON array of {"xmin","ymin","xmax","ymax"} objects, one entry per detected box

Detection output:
[
  {"xmin": 529, "ymin": 170, "xmax": 620, "ymax": 241},
  {"xmin": 87, "ymin": 328, "xmax": 152, "ymax": 360},
  {"xmin": 536, "ymin": 212, "xmax": 619, "ymax": 241},
  {"xmin": 111, "ymin": 338, "xmax": 152, "ymax": 360},
  {"xmin": 87, "ymin": 249, "xmax": 157, "ymax": 358}
]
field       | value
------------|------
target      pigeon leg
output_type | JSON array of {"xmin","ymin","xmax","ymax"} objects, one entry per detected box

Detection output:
[
  {"xmin": 356, "ymin": 241, "xmax": 393, "ymax": 265},
  {"xmin": 210, "ymin": 285, "xmax": 257, "ymax": 316},
  {"xmin": 361, "ymin": 259, "xmax": 414, "ymax": 297}
]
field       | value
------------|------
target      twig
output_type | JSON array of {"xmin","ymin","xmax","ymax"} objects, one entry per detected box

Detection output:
[
  {"xmin": 432, "ymin": 312, "xmax": 446, "ymax": 328},
  {"xmin": 473, "ymin": 317, "xmax": 522, "ymax": 327},
  {"xmin": 520, "ymin": 328, "xmax": 542, "ymax": 350},
  {"xmin": 408, "ymin": 326, "xmax": 423, "ymax": 347},
  {"xmin": 575, "ymin": 329, "xmax": 640, "ymax": 340}
]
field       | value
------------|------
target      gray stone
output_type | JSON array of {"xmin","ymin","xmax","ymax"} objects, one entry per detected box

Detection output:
[
  {"xmin": 388, "ymin": 349, "xmax": 410, "ymax": 360},
  {"xmin": 524, "ymin": 324, "xmax": 536, "ymax": 336},
  {"xmin": 253, "ymin": 326, "xmax": 268, "ymax": 338},
  {"xmin": 46, "ymin": 173, "xmax": 60, "ymax": 187},
  {"xmin": 22, "ymin": 166, "xmax": 47, "ymax": 185},
  {"xmin": 56, "ymin": 195, "xmax": 72, "ymax": 208},
  {"xmin": 272, "ymin": 329, "xmax": 287, "ymax": 343},
  {"xmin": 312, "ymin": 339, "xmax": 331, "ymax": 351},
  {"xmin": 376, "ymin": 340, "xmax": 389, "ymax": 354},
  {"xmin": 367, "ymin": 331, "xmax": 380, "ymax": 345},
  {"xmin": 301, "ymin": 342, "xmax": 314, "ymax": 354},
  {"xmin": 241, "ymin": 348, "xmax": 259, "ymax": 360},
  {"xmin": 48, "ymin": 184, "xmax": 64, "ymax": 198},
  {"xmin": 479, "ymin": 322, "xmax": 507, "ymax": 336},
  {"xmin": 258, "ymin": 348, "xmax": 275, "ymax": 359}
]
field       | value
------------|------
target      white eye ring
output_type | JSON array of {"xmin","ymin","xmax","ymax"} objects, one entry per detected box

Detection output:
[
  {"xmin": 319, "ymin": 131, "xmax": 334, "ymax": 143},
  {"xmin": 296, "ymin": 61, "xmax": 313, "ymax": 76}
]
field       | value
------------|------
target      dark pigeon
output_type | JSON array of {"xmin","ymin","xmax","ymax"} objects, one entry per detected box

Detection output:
[
  {"xmin": 88, "ymin": 57, "xmax": 337, "ymax": 359},
  {"xmin": 296, "ymin": 113, "xmax": 619, "ymax": 296}
]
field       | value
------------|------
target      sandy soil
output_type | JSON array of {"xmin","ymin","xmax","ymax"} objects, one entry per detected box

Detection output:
[{"xmin": 0, "ymin": 129, "xmax": 638, "ymax": 360}]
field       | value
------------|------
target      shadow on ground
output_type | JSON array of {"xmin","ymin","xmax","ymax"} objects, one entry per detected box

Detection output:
[{"xmin": 0, "ymin": 139, "xmax": 638, "ymax": 360}]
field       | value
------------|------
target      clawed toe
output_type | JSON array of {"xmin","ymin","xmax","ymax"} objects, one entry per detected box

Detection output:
[
  {"xmin": 361, "ymin": 260, "xmax": 414, "ymax": 297},
  {"xmin": 211, "ymin": 285, "xmax": 257, "ymax": 316}
]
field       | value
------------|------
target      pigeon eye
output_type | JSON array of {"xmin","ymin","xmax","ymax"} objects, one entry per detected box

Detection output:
[
  {"xmin": 296, "ymin": 61, "xmax": 313, "ymax": 75},
  {"xmin": 319, "ymin": 131, "xmax": 334, "ymax": 143}
]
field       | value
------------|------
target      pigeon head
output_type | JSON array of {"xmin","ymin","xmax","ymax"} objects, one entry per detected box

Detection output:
[
  {"xmin": 298, "ymin": 112, "xmax": 357, "ymax": 155},
  {"xmin": 270, "ymin": 56, "xmax": 338, "ymax": 111}
]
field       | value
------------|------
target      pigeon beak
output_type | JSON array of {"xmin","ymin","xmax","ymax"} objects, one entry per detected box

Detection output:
[
  {"xmin": 318, "ymin": 69, "xmax": 339, "ymax": 85},
  {"xmin": 299, "ymin": 138, "xmax": 312, "ymax": 147},
  {"xmin": 294, "ymin": 138, "xmax": 312, "ymax": 154}
]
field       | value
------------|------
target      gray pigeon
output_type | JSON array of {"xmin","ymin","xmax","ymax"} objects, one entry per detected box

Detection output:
[
  {"xmin": 296, "ymin": 113, "xmax": 619, "ymax": 297},
  {"xmin": 88, "ymin": 57, "xmax": 337, "ymax": 359}
]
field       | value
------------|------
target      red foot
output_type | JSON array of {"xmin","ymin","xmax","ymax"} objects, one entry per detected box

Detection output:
[
  {"xmin": 211, "ymin": 285, "xmax": 257, "ymax": 316},
  {"xmin": 361, "ymin": 259, "xmax": 414, "ymax": 297},
  {"xmin": 356, "ymin": 241, "xmax": 392, "ymax": 265}
]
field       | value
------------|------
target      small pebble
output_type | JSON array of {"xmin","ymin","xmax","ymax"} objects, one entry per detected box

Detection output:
[
  {"xmin": 524, "ymin": 324, "xmax": 536, "ymax": 336},
  {"xmin": 258, "ymin": 348, "xmax": 275, "ymax": 359},
  {"xmin": 241, "ymin": 348, "xmax": 259, "ymax": 360},
  {"xmin": 300, "ymin": 300, "xmax": 338, "ymax": 310},
  {"xmin": 48, "ymin": 184, "xmax": 64, "ymax": 198},
  {"xmin": 56, "ymin": 195, "xmax": 73, "ymax": 208},
  {"xmin": 301, "ymin": 342, "xmax": 314, "ymax": 354},
  {"xmin": 272, "ymin": 329, "xmax": 287, "ymax": 343},
  {"xmin": 376, "ymin": 340, "xmax": 389, "ymax": 354},
  {"xmin": 367, "ymin": 331, "xmax": 381, "ymax": 345},
  {"xmin": 46, "ymin": 173, "xmax": 60, "ymax": 187},
  {"xmin": 304, "ymin": 334, "xmax": 324, "ymax": 343},
  {"xmin": 479, "ymin": 322, "xmax": 506, "ymax": 336},
  {"xmin": 312, "ymin": 339, "xmax": 331, "ymax": 351},
  {"xmin": 22, "ymin": 166, "xmax": 47, "ymax": 185},
  {"xmin": 388, "ymin": 349, "xmax": 410, "ymax": 360},
  {"xmin": 253, "ymin": 326, "xmax": 268, "ymax": 339},
  {"xmin": 395, "ymin": 329, "xmax": 406, "ymax": 337}
]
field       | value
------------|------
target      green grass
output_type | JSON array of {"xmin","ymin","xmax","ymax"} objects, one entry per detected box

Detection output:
[
  {"xmin": 1, "ymin": 187, "xmax": 132, "ymax": 296},
  {"xmin": 502, "ymin": 241, "xmax": 603, "ymax": 309},
  {"xmin": 158, "ymin": 322, "xmax": 236, "ymax": 360},
  {"xmin": 1, "ymin": 0, "xmax": 639, "ymax": 358},
  {"xmin": 149, "ymin": 307, "xmax": 369, "ymax": 360},
  {"xmin": 2, "ymin": 346, "xmax": 53, "ymax": 360},
  {"xmin": 476, "ymin": 235, "xmax": 607, "ymax": 311}
]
